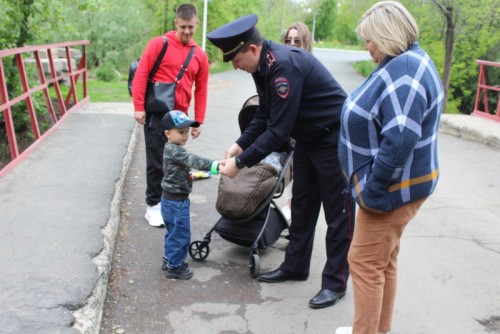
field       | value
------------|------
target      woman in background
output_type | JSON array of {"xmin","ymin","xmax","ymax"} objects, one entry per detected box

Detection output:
[
  {"xmin": 282, "ymin": 21, "xmax": 313, "ymax": 53},
  {"xmin": 280, "ymin": 21, "xmax": 313, "ymax": 221}
]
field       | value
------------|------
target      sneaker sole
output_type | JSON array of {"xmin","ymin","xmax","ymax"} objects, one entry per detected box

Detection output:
[
  {"xmin": 145, "ymin": 214, "xmax": 165, "ymax": 227},
  {"xmin": 148, "ymin": 222, "xmax": 165, "ymax": 227},
  {"xmin": 165, "ymin": 266, "xmax": 192, "ymax": 280},
  {"xmin": 165, "ymin": 272, "xmax": 193, "ymax": 280}
]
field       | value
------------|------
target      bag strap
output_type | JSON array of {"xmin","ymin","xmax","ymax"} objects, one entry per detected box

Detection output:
[
  {"xmin": 148, "ymin": 36, "xmax": 168, "ymax": 82},
  {"xmin": 175, "ymin": 46, "xmax": 195, "ymax": 83}
]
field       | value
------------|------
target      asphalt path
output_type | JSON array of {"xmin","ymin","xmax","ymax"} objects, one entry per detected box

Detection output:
[{"xmin": 100, "ymin": 50, "xmax": 500, "ymax": 334}]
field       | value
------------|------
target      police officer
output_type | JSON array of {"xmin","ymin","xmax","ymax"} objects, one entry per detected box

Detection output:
[{"xmin": 208, "ymin": 15, "xmax": 355, "ymax": 309}]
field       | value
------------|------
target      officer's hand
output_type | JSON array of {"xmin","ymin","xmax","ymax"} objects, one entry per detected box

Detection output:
[
  {"xmin": 134, "ymin": 111, "xmax": 146, "ymax": 125},
  {"xmin": 191, "ymin": 125, "xmax": 202, "ymax": 139},
  {"xmin": 220, "ymin": 158, "xmax": 240, "ymax": 178},
  {"xmin": 224, "ymin": 143, "xmax": 243, "ymax": 159}
]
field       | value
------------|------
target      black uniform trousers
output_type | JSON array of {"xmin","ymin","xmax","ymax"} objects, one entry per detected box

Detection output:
[
  {"xmin": 144, "ymin": 112, "xmax": 167, "ymax": 206},
  {"xmin": 279, "ymin": 129, "xmax": 355, "ymax": 292}
]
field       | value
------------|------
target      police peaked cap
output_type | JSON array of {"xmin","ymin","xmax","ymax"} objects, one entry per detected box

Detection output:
[{"xmin": 207, "ymin": 14, "xmax": 258, "ymax": 62}]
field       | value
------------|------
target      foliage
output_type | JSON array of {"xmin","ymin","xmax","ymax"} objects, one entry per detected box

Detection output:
[
  {"xmin": 336, "ymin": 0, "xmax": 499, "ymax": 114},
  {"xmin": 314, "ymin": 0, "xmax": 338, "ymax": 41},
  {"xmin": 0, "ymin": 0, "xmax": 499, "ymax": 116},
  {"xmin": 409, "ymin": 0, "xmax": 499, "ymax": 114},
  {"xmin": 95, "ymin": 64, "xmax": 120, "ymax": 82},
  {"xmin": 353, "ymin": 60, "xmax": 376, "ymax": 77},
  {"xmin": 57, "ymin": 0, "xmax": 153, "ymax": 71}
]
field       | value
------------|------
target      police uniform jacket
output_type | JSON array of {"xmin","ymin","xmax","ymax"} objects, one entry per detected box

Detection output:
[{"xmin": 236, "ymin": 40, "xmax": 347, "ymax": 168}]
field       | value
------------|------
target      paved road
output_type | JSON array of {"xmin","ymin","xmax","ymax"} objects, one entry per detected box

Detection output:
[
  {"xmin": 2, "ymin": 48, "xmax": 498, "ymax": 334},
  {"xmin": 100, "ymin": 50, "xmax": 500, "ymax": 334},
  {"xmin": 0, "ymin": 104, "xmax": 136, "ymax": 334}
]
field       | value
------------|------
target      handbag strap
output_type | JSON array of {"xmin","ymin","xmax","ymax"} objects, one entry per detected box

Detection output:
[
  {"xmin": 148, "ymin": 36, "xmax": 168, "ymax": 82},
  {"xmin": 175, "ymin": 46, "xmax": 195, "ymax": 83}
]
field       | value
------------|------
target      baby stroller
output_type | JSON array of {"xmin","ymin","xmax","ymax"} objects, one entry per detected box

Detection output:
[{"xmin": 188, "ymin": 95, "xmax": 293, "ymax": 278}]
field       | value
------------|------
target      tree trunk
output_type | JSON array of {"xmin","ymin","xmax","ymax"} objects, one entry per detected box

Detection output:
[
  {"xmin": 441, "ymin": 5, "xmax": 455, "ymax": 113},
  {"xmin": 18, "ymin": 0, "xmax": 35, "ymax": 48},
  {"xmin": 432, "ymin": 0, "xmax": 455, "ymax": 113}
]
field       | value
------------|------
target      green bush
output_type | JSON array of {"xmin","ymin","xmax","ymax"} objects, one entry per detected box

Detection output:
[
  {"xmin": 95, "ymin": 64, "xmax": 119, "ymax": 82},
  {"xmin": 353, "ymin": 60, "xmax": 376, "ymax": 77}
]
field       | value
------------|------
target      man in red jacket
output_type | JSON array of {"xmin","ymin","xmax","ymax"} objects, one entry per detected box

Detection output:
[{"xmin": 132, "ymin": 3, "xmax": 209, "ymax": 227}]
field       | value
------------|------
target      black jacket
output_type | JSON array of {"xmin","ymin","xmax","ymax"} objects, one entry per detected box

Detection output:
[{"xmin": 236, "ymin": 40, "xmax": 347, "ymax": 167}]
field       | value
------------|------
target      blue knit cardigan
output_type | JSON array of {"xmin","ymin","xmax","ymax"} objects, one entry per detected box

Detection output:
[{"xmin": 338, "ymin": 43, "xmax": 444, "ymax": 212}]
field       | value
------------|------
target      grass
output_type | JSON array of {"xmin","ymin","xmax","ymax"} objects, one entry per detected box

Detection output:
[
  {"xmin": 352, "ymin": 60, "xmax": 376, "ymax": 77},
  {"xmin": 52, "ymin": 79, "xmax": 131, "ymax": 103},
  {"xmin": 87, "ymin": 79, "xmax": 131, "ymax": 102}
]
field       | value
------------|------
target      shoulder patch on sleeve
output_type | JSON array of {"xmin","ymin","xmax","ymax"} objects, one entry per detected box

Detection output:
[{"xmin": 275, "ymin": 77, "xmax": 289, "ymax": 99}]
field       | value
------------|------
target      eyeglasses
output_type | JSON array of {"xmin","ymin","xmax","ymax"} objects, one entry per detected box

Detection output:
[{"xmin": 285, "ymin": 38, "xmax": 302, "ymax": 46}]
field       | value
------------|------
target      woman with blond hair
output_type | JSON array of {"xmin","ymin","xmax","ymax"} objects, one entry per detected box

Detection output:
[
  {"xmin": 282, "ymin": 22, "xmax": 313, "ymax": 53},
  {"xmin": 278, "ymin": 22, "xmax": 313, "ymax": 222},
  {"xmin": 336, "ymin": 1, "xmax": 444, "ymax": 334}
]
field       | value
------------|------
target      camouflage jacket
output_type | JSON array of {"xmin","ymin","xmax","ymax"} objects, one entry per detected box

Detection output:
[{"xmin": 161, "ymin": 142, "xmax": 215, "ymax": 200}]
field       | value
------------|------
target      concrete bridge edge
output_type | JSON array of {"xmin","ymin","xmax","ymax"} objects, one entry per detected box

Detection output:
[{"xmin": 71, "ymin": 122, "xmax": 140, "ymax": 333}]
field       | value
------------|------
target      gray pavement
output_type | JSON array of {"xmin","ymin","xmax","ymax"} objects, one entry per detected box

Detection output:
[
  {"xmin": 1, "ymin": 49, "xmax": 500, "ymax": 334},
  {"xmin": 0, "ymin": 104, "xmax": 136, "ymax": 333}
]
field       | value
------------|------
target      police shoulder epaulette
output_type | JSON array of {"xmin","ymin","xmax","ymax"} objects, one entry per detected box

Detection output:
[{"xmin": 266, "ymin": 51, "xmax": 276, "ymax": 69}]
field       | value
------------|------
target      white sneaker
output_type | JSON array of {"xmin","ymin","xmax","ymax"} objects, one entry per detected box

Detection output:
[
  {"xmin": 145, "ymin": 203, "xmax": 164, "ymax": 227},
  {"xmin": 335, "ymin": 327, "xmax": 352, "ymax": 334},
  {"xmin": 281, "ymin": 205, "xmax": 291, "ymax": 222}
]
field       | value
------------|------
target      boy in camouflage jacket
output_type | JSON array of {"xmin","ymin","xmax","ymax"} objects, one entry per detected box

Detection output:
[{"xmin": 160, "ymin": 110, "xmax": 220, "ymax": 280}]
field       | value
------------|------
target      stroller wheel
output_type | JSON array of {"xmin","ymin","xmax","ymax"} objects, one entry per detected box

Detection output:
[
  {"xmin": 249, "ymin": 252, "xmax": 260, "ymax": 278},
  {"xmin": 189, "ymin": 241, "xmax": 210, "ymax": 261}
]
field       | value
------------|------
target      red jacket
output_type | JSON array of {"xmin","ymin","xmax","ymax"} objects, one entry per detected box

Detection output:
[{"xmin": 132, "ymin": 31, "xmax": 209, "ymax": 124}]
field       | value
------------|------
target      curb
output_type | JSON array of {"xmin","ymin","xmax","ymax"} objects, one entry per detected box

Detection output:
[
  {"xmin": 439, "ymin": 114, "xmax": 500, "ymax": 149},
  {"xmin": 72, "ymin": 123, "xmax": 140, "ymax": 333}
]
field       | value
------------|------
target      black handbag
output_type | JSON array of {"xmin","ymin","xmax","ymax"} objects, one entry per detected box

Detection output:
[{"xmin": 144, "ymin": 37, "xmax": 195, "ymax": 113}]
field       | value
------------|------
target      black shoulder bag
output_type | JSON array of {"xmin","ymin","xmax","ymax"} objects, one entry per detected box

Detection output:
[{"xmin": 145, "ymin": 37, "xmax": 195, "ymax": 113}]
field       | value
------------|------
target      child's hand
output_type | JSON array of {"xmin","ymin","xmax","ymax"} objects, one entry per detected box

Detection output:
[{"xmin": 218, "ymin": 160, "xmax": 226, "ymax": 171}]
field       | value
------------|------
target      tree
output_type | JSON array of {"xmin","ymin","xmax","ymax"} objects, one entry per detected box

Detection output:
[
  {"xmin": 1, "ymin": 0, "xmax": 498, "ymax": 114},
  {"xmin": 429, "ymin": 0, "xmax": 454, "ymax": 112},
  {"xmin": 314, "ymin": 0, "xmax": 338, "ymax": 41},
  {"xmin": 413, "ymin": 0, "xmax": 499, "ymax": 113}
]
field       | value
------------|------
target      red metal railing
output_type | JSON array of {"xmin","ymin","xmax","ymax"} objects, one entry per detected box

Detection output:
[
  {"xmin": 473, "ymin": 60, "xmax": 500, "ymax": 122},
  {"xmin": 0, "ymin": 40, "xmax": 89, "ymax": 176}
]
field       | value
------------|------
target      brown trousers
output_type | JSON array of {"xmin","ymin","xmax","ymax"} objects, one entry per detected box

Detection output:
[{"xmin": 349, "ymin": 198, "xmax": 426, "ymax": 334}]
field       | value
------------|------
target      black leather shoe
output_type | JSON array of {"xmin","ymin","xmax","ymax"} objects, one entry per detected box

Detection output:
[
  {"xmin": 257, "ymin": 268, "xmax": 308, "ymax": 283},
  {"xmin": 308, "ymin": 289, "xmax": 346, "ymax": 309}
]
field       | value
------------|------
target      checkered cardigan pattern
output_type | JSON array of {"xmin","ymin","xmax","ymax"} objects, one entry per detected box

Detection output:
[{"xmin": 339, "ymin": 43, "xmax": 444, "ymax": 212}]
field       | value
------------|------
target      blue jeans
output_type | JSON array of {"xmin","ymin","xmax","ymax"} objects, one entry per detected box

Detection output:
[{"xmin": 161, "ymin": 197, "xmax": 191, "ymax": 269}]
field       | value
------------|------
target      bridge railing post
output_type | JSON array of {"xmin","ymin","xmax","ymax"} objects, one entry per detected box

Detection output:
[
  {"xmin": 0, "ymin": 40, "xmax": 90, "ymax": 176},
  {"xmin": 473, "ymin": 59, "xmax": 500, "ymax": 122}
]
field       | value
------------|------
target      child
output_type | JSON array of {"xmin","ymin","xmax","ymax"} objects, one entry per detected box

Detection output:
[{"xmin": 160, "ymin": 110, "xmax": 220, "ymax": 280}]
